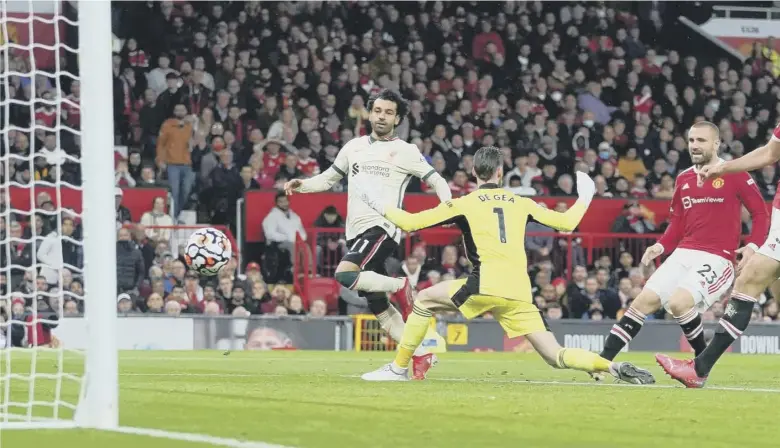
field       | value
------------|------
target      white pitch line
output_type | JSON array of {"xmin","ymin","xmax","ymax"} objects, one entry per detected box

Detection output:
[
  {"xmin": 120, "ymin": 373, "xmax": 260, "ymax": 377},
  {"xmin": 347, "ymin": 375, "xmax": 780, "ymax": 393},
  {"xmin": 116, "ymin": 371, "xmax": 780, "ymax": 393},
  {"xmin": 112, "ymin": 426, "xmax": 292, "ymax": 448}
]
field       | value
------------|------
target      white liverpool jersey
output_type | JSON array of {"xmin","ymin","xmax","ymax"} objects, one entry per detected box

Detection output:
[{"xmin": 330, "ymin": 136, "xmax": 438, "ymax": 242}]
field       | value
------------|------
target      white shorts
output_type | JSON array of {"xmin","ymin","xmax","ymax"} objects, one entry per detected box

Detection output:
[
  {"xmin": 644, "ymin": 248, "xmax": 734, "ymax": 313},
  {"xmin": 757, "ymin": 208, "xmax": 780, "ymax": 261}
]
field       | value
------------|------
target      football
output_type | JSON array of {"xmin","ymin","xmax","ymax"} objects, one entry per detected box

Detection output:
[{"xmin": 184, "ymin": 227, "xmax": 232, "ymax": 276}]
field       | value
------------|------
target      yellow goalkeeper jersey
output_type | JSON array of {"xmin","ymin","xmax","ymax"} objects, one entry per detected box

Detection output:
[{"xmin": 385, "ymin": 183, "xmax": 587, "ymax": 302}]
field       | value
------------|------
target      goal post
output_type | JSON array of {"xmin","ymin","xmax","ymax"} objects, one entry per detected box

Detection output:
[
  {"xmin": 76, "ymin": 0, "xmax": 118, "ymax": 430},
  {"xmin": 0, "ymin": 0, "xmax": 117, "ymax": 430}
]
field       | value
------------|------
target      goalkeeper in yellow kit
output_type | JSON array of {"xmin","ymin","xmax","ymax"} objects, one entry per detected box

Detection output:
[{"xmin": 357, "ymin": 146, "xmax": 655, "ymax": 384}]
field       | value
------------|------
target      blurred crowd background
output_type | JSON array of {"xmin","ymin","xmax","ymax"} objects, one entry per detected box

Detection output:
[{"xmin": 2, "ymin": 1, "xmax": 780, "ymax": 335}]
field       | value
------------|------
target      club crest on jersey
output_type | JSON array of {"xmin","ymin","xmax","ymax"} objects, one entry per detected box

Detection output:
[{"xmin": 712, "ymin": 178, "xmax": 725, "ymax": 189}]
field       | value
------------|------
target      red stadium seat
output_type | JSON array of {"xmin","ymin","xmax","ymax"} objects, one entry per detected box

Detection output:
[{"xmin": 306, "ymin": 277, "xmax": 341, "ymax": 314}]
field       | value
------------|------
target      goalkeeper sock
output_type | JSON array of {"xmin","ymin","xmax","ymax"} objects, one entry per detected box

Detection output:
[
  {"xmin": 674, "ymin": 308, "xmax": 706, "ymax": 355},
  {"xmin": 377, "ymin": 306, "xmax": 405, "ymax": 342},
  {"xmin": 600, "ymin": 307, "xmax": 645, "ymax": 360},
  {"xmin": 694, "ymin": 292, "xmax": 755, "ymax": 377},
  {"xmin": 393, "ymin": 304, "xmax": 432, "ymax": 369},
  {"xmin": 354, "ymin": 271, "xmax": 406, "ymax": 293},
  {"xmin": 555, "ymin": 348, "xmax": 612, "ymax": 373}
]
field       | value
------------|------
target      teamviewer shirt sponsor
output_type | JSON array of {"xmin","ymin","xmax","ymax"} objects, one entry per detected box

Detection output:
[{"xmin": 658, "ymin": 161, "xmax": 769, "ymax": 261}]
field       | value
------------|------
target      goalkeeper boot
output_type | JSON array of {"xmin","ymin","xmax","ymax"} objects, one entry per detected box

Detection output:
[
  {"xmin": 655, "ymin": 354, "xmax": 707, "ymax": 388},
  {"xmin": 361, "ymin": 363, "xmax": 409, "ymax": 382},
  {"xmin": 612, "ymin": 362, "xmax": 656, "ymax": 385}
]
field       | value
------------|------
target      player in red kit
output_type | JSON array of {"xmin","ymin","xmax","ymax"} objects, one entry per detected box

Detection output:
[
  {"xmin": 657, "ymin": 122, "xmax": 780, "ymax": 387},
  {"xmin": 596, "ymin": 121, "xmax": 769, "ymax": 374}
]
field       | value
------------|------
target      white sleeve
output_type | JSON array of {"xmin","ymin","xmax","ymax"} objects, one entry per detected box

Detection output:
[
  {"xmin": 402, "ymin": 144, "xmax": 438, "ymax": 181},
  {"xmin": 427, "ymin": 172, "xmax": 452, "ymax": 202},
  {"xmin": 297, "ymin": 142, "xmax": 349, "ymax": 193},
  {"xmin": 399, "ymin": 145, "xmax": 452, "ymax": 201}
]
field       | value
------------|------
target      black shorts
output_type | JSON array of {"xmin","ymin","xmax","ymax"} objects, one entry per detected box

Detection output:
[{"xmin": 343, "ymin": 227, "xmax": 398, "ymax": 274}]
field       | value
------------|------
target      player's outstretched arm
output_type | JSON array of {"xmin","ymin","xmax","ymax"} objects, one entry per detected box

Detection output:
[
  {"xmin": 355, "ymin": 174, "xmax": 459, "ymax": 231},
  {"xmin": 425, "ymin": 172, "xmax": 452, "ymax": 202},
  {"xmin": 285, "ymin": 166, "xmax": 345, "ymax": 195},
  {"xmin": 526, "ymin": 172, "xmax": 595, "ymax": 231},
  {"xmin": 403, "ymin": 148, "xmax": 452, "ymax": 202},
  {"xmin": 702, "ymin": 139, "xmax": 780, "ymax": 180}
]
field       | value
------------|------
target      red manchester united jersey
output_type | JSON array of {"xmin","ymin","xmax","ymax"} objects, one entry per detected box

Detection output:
[
  {"xmin": 771, "ymin": 123, "xmax": 780, "ymax": 209},
  {"xmin": 658, "ymin": 162, "xmax": 769, "ymax": 261}
]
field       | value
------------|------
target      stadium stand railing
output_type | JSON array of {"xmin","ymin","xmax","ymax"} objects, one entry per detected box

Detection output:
[{"xmin": 297, "ymin": 228, "xmax": 659, "ymax": 281}]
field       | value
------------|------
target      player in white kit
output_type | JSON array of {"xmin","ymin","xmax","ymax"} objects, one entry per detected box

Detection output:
[
  {"xmin": 284, "ymin": 89, "xmax": 451, "ymax": 378},
  {"xmin": 658, "ymin": 122, "xmax": 780, "ymax": 387}
]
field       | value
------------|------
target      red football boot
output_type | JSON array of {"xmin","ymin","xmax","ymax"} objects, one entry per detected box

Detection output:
[
  {"xmin": 410, "ymin": 353, "xmax": 437, "ymax": 380},
  {"xmin": 655, "ymin": 354, "xmax": 708, "ymax": 388},
  {"xmin": 397, "ymin": 278, "xmax": 414, "ymax": 319}
]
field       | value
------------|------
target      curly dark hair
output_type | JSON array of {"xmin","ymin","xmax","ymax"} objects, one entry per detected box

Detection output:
[{"xmin": 366, "ymin": 88, "xmax": 409, "ymax": 124}]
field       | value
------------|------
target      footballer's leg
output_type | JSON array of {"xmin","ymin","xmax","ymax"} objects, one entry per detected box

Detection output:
[
  {"xmin": 599, "ymin": 288, "xmax": 658, "ymax": 360},
  {"xmin": 666, "ymin": 255, "xmax": 733, "ymax": 357},
  {"xmin": 361, "ymin": 280, "xmax": 457, "ymax": 382},
  {"xmin": 336, "ymin": 228, "xmax": 412, "ymax": 341},
  {"xmin": 600, "ymin": 252, "xmax": 689, "ymax": 361},
  {"xmin": 526, "ymin": 331, "xmax": 655, "ymax": 385},
  {"xmin": 658, "ymin": 252, "xmax": 780, "ymax": 387},
  {"xmin": 335, "ymin": 228, "xmax": 410, "ymax": 304}
]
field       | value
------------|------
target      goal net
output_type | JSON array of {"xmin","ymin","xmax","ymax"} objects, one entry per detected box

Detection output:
[{"xmin": 0, "ymin": 0, "xmax": 117, "ymax": 430}]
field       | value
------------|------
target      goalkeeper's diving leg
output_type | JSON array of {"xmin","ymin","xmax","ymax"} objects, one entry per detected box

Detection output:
[{"xmin": 527, "ymin": 331, "xmax": 654, "ymax": 384}]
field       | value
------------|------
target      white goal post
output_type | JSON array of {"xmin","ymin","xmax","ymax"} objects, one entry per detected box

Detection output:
[{"xmin": 0, "ymin": 0, "xmax": 117, "ymax": 430}]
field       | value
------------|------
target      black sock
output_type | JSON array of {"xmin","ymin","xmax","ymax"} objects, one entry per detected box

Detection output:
[
  {"xmin": 600, "ymin": 308, "xmax": 646, "ymax": 361},
  {"xmin": 675, "ymin": 308, "xmax": 706, "ymax": 356},
  {"xmin": 694, "ymin": 293, "xmax": 755, "ymax": 377},
  {"xmin": 366, "ymin": 292, "xmax": 390, "ymax": 315}
]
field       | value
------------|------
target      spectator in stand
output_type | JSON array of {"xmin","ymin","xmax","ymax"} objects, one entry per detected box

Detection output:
[
  {"xmin": 156, "ymin": 103, "xmax": 194, "ymax": 218},
  {"xmin": 165, "ymin": 300, "xmax": 182, "ymax": 316},
  {"xmin": 117, "ymin": 293, "xmax": 134, "ymax": 314},
  {"xmin": 570, "ymin": 276, "xmax": 622, "ymax": 320},
  {"xmin": 309, "ymin": 299, "xmax": 327, "ymax": 318},
  {"xmin": 139, "ymin": 196, "xmax": 173, "ymax": 242},
  {"xmin": 115, "ymin": 188, "xmax": 132, "ymax": 228},
  {"xmin": 617, "ymin": 148, "xmax": 648, "ymax": 183},
  {"xmin": 611, "ymin": 201, "xmax": 656, "ymax": 234},
  {"xmin": 208, "ymin": 149, "xmax": 243, "ymax": 230},
  {"xmin": 262, "ymin": 192, "xmax": 306, "ymax": 259},
  {"xmin": 449, "ymin": 169, "xmax": 477, "ymax": 197},
  {"xmin": 116, "ymin": 227, "xmax": 144, "ymax": 295}
]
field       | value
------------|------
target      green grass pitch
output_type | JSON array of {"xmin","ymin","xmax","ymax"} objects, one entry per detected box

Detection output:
[{"xmin": 2, "ymin": 350, "xmax": 780, "ymax": 447}]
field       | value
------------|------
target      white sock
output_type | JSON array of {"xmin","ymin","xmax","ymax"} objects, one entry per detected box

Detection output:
[
  {"xmin": 377, "ymin": 307, "xmax": 405, "ymax": 342},
  {"xmin": 354, "ymin": 271, "xmax": 405, "ymax": 293}
]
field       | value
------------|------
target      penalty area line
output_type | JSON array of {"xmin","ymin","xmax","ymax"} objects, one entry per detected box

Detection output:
[
  {"xmin": 342, "ymin": 374, "xmax": 780, "ymax": 393},
  {"xmin": 112, "ymin": 426, "xmax": 293, "ymax": 448}
]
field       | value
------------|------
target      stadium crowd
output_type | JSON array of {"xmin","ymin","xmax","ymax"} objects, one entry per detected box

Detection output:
[{"xmin": 2, "ymin": 1, "xmax": 780, "ymax": 326}]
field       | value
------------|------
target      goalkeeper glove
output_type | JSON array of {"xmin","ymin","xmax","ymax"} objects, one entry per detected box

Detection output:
[{"xmin": 575, "ymin": 172, "xmax": 595, "ymax": 207}]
